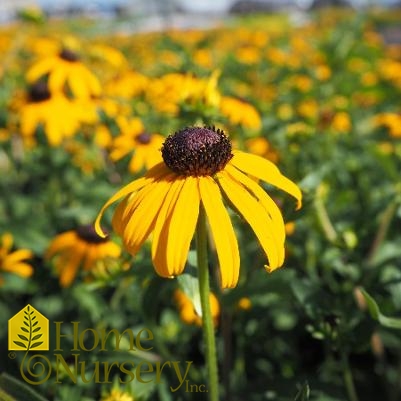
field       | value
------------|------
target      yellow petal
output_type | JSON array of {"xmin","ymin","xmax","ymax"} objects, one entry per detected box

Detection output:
[
  {"xmin": 225, "ymin": 164, "xmax": 285, "ymax": 250},
  {"xmin": 59, "ymin": 252, "xmax": 82, "ymax": 287},
  {"xmin": 152, "ymin": 178, "xmax": 185, "ymax": 277},
  {"xmin": 48, "ymin": 66, "xmax": 67, "ymax": 93},
  {"xmin": 1, "ymin": 233, "xmax": 13, "ymax": 252},
  {"xmin": 199, "ymin": 176, "xmax": 240, "ymax": 288},
  {"xmin": 218, "ymin": 171, "xmax": 282, "ymax": 271},
  {"xmin": 4, "ymin": 262, "xmax": 33, "ymax": 278},
  {"xmin": 45, "ymin": 231, "xmax": 77, "ymax": 259},
  {"xmin": 26, "ymin": 57, "xmax": 57, "ymax": 82},
  {"xmin": 112, "ymin": 196, "xmax": 129, "ymax": 236},
  {"xmin": 128, "ymin": 148, "xmax": 146, "ymax": 173},
  {"xmin": 3, "ymin": 249, "xmax": 33, "ymax": 267},
  {"xmin": 122, "ymin": 175, "xmax": 172, "ymax": 255},
  {"xmin": 94, "ymin": 162, "xmax": 168, "ymax": 237},
  {"xmin": 231, "ymin": 150, "xmax": 302, "ymax": 209},
  {"xmin": 68, "ymin": 68, "xmax": 89, "ymax": 98},
  {"xmin": 165, "ymin": 176, "xmax": 199, "ymax": 276}
]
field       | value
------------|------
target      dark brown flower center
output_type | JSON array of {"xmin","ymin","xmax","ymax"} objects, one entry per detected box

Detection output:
[
  {"xmin": 135, "ymin": 132, "xmax": 152, "ymax": 145},
  {"xmin": 161, "ymin": 126, "xmax": 232, "ymax": 176},
  {"xmin": 76, "ymin": 225, "xmax": 109, "ymax": 244},
  {"xmin": 59, "ymin": 48, "xmax": 80, "ymax": 62},
  {"xmin": 29, "ymin": 81, "xmax": 51, "ymax": 102}
]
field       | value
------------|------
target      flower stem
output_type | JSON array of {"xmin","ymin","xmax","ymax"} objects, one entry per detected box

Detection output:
[
  {"xmin": 342, "ymin": 351, "xmax": 359, "ymax": 401},
  {"xmin": 196, "ymin": 205, "xmax": 219, "ymax": 401}
]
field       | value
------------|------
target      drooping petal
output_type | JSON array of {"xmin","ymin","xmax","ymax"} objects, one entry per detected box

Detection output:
[
  {"xmin": 230, "ymin": 150, "xmax": 302, "ymax": 209},
  {"xmin": 48, "ymin": 66, "xmax": 67, "ymax": 93},
  {"xmin": 225, "ymin": 163, "xmax": 286, "ymax": 253},
  {"xmin": 128, "ymin": 148, "xmax": 146, "ymax": 174},
  {"xmin": 26, "ymin": 57, "xmax": 58, "ymax": 82},
  {"xmin": 164, "ymin": 176, "xmax": 200, "ymax": 276},
  {"xmin": 152, "ymin": 178, "xmax": 186, "ymax": 277},
  {"xmin": 122, "ymin": 175, "xmax": 173, "ymax": 255},
  {"xmin": 45, "ymin": 231, "xmax": 77, "ymax": 259},
  {"xmin": 94, "ymin": 162, "xmax": 169, "ymax": 237},
  {"xmin": 112, "ymin": 196, "xmax": 129, "ymax": 236},
  {"xmin": 3, "ymin": 250, "xmax": 33, "ymax": 266},
  {"xmin": 218, "ymin": 170, "xmax": 283, "ymax": 271},
  {"xmin": 199, "ymin": 176, "xmax": 240, "ymax": 288},
  {"xmin": 4, "ymin": 262, "xmax": 33, "ymax": 278},
  {"xmin": 68, "ymin": 68, "xmax": 90, "ymax": 98}
]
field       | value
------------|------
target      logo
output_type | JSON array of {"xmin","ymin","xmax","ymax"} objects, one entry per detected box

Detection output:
[
  {"xmin": 7, "ymin": 305, "xmax": 205, "ymax": 392},
  {"xmin": 8, "ymin": 305, "xmax": 49, "ymax": 351}
]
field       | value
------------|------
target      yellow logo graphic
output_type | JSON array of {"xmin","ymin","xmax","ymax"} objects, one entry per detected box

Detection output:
[{"xmin": 8, "ymin": 304, "xmax": 49, "ymax": 351}]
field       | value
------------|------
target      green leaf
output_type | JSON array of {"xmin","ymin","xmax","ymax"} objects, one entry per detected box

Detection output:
[
  {"xmin": 21, "ymin": 327, "xmax": 29, "ymax": 333},
  {"xmin": 0, "ymin": 373, "xmax": 49, "ymax": 401},
  {"xmin": 32, "ymin": 334, "xmax": 42, "ymax": 341},
  {"xmin": 361, "ymin": 288, "xmax": 401, "ymax": 329},
  {"xmin": 17, "ymin": 334, "xmax": 28, "ymax": 342},
  {"xmin": 30, "ymin": 341, "xmax": 43, "ymax": 349},
  {"xmin": 177, "ymin": 273, "xmax": 201, "ymax": 318}
]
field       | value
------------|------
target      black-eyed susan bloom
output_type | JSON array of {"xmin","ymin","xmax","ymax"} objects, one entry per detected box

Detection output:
[
  {"xmin": 109, "ymin": 117, "xmax": 164, "ymax": 174},
  {"xmin": 46, "ymin": 225, "xmax": 121, "ymax": 287},
  {"xmin": 26, "ymin": 48, "xmax": 101, "ymax": 99},
  {"xmin": 96, "ymin": 126, "xmax": 302, "ymax": 289},
  {"xmin": 0, "ymin": 233, "xmax": 33, "ymax": 285}
]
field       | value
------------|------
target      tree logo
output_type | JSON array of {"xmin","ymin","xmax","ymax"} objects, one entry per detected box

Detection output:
[{"xmin": 8, "ymin": 304, "xmax": 49, "ymax": 351}]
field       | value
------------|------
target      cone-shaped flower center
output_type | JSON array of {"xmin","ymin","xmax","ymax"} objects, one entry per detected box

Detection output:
[
  {"xmin": 29, "ymin": 81, "xmax": 51, "ymax": 102},
  {"xmin": 76, "ymin": 225, "xmax": 109, "ymax": 244},
  {"xmin": 135, "ymin": 132, "xmax": 152, "ymax": 145},
  {"xmin": 59, "ymin": 48, "xmax": 80, "ymax": 62},
  {"xmin": 161, "ymin": 126, "xmax": 233, "ymax": 176}
]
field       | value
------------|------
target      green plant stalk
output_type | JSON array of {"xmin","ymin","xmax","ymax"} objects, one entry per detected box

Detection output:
[
  {"xmin": 314, "ymin": 189, "xmax": 338, "ymax": 243},
  {"xmin": 342, "ymin": 351, "xmax": 359, "ymax": 401},
  {"xmin": 366, "ymin": 200, "xmax": 398, "ymax": 266},
  {"xmin": 196, "ymin": 205, "xmax": 219, "ymax": 401}
]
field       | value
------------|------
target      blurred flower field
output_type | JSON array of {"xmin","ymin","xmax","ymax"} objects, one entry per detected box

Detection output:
[{"xmin": 1, "ymin": 7, "xmax": 401, "ymax": 401}]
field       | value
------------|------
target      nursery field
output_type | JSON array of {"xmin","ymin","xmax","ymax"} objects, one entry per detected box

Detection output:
[{"xmin": 1, "ymin": 7, "xmax": 401, "ymax": 401}]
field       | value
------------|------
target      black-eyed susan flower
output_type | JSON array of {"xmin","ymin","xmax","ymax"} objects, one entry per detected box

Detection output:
[
  {"xmin": 219, "ymin": 96, "xmax": 262, "ymax": 131},
  {"xmin": 45, "ymin": 225, "xmax": 121, "ymax": 287},
  {"xmin": 26, "ymin": 48, "xmax": 101, "ymax": 99},
  {"xmin": 109, "ymin": 117, "xmax": 164, "ymax": 173},
  {"xmin": 19, "ymin": 81, "xmax": 83, "ymax": 146},
  {"xmin": 96, "ymin": 126, "xmax": 301, "ymax": 289},
  {"xmin": 174, "ymin": 289, "xmax": 220, "ymax": 327},
  {"xmin": 0, "ymin": 233, "xmax": 33, "ymax": 285}
]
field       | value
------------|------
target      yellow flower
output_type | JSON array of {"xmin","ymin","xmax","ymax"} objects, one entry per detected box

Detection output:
[
  {"xmin": 104, "ymin": 71, "xmax": 148, "ymax": 99},
  {"xmin": 374, "ymin": 112, "xmax": 401, "ymax": 138},
  {"xmin": 332, "ymin": 112, "xmax": 351, "ymax": 134},
  {"xmin": 26, "ymin": 48, "xmax": 101, "ymax": 99},
  {"xmin": 245, "ymin": 137, "xmax": 279, "ymax": 163},
  {"xmin": 237, "ymin": 297, "xmax": 252, "ymax": 311},
  {"xmin": 219, "ymin": 96, "xmax": 262, "ymax": 131},
  {"xmin": 0, "ymin": 233, "xmax": 33, "ymax": 285},
  {"xmin": 100, "ymin": 389, "xmax": 134, "ymax": 401},
  {"xmin": 96, "ymin": 126, "xmax": 301, "ymax": 289},
  {"xmin": 174, "ymin": 289, "xmax": 220, "ymax": 327},
  {"xmin": 19, "ymin": 82, "xmax": 83, "ymax": 146},
  {"xmin": 109, "ymin": 117, "xmax": 164, "ymax": 173},
  {"xmin": 46, "ymin": 225, "xmax": 121, "ymax": 287}
]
